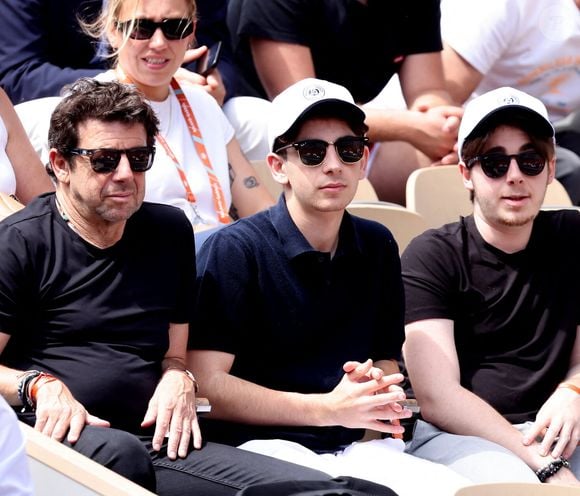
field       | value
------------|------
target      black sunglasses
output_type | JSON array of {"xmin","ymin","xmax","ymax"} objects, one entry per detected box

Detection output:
[
  {"xmin": 116, "ymin": 18, "xmax": 194, "ymax": 40},
  {"xmin": 67, "ymin": 147, "xmax": 156, "ymax": 173},
  {"xmin": 275, "ymin": 136, "xmax": 368, "ymax": 167},
  {"xmin": 466, "ymin": 151, "xmax": 546, "ymax": 179}
]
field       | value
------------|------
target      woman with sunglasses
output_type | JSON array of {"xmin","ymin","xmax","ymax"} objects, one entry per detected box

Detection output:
[
  {"xmin": 0, "ymin": 88, "xmax": 53, "ymax": 210},
  {"xmin": 83, "ymin": 0, "xmax": 274, "ymax": 237}
]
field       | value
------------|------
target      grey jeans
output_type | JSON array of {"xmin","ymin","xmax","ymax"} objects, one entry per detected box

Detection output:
[{"xmin": 405, "ymin": 419, "xmax": 580, "ymax": 483}]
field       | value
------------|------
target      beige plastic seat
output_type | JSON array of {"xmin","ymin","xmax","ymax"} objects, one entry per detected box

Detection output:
[
  {"xmin": 250, "ymin": 159, "xmax": 283, "ymax": 199},
  {"xmin": 251, "ymin": 160, "xmax": 380, "ymax": 202},
  {"xmin": 353, "ymin": 177, "xmax": 379, "ymax": 201},
  {"xmin": 406, "ymin": 165, "xmax": 573, "ymax": 229},
  {"xmin": 346, "ymin": 201, "xmax": 428, "ymax": 254},
  {"xmin": 21, "ymin": 421, "xmax": 155, "ymax": 496},
  {"xmin": 405, "ymin": 165, "xmax": 472, "ymax": 229},
  {"xmin": 455, "ymin": 482, "xmax": 580, "ymax": 496},
  {"xmin": 543, "ymin": 177, "xmax": 573, "ymax": 206}
]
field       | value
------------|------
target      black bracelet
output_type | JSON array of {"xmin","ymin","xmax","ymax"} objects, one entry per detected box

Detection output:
[
  {"xmin": 16, "ymin": 370, "xmax": 42, "ymax": 412},
  {"xmin": 535, "ymin": 457, "xmax": 570, "ymax": 482}
]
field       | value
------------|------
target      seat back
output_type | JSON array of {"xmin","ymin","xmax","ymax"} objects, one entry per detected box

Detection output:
[
  {"xmin": 21, "ymin": 422, "xmax": 155, "ymax": 496},
  {"xmin": 353, "ymin": 177, "xmax": 379, "ymax": 201},
  {"xmin": 250, "ymin": 159, "xmax": 283, "ymax": 199},
  {"xmin": 346, "ymin": 201, "xmax": 428, "ymax": 254},
  {"xmin": 543, "ymin": 177, "xmax": 573, "ymax": 206},
  {"xmin": 405, "ymin": 165, "xmax": 471, "ymax": 229},
  {"xmin": 455, "ymin": 482, "xmax": 580, "ymax": 496},
  {"xmin": 406, "ymin": 165, "xmax": 573, "ymax": 229}
]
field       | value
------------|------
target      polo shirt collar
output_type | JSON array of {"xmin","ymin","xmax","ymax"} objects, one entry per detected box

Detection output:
[{"xmin": 269, "ymin": 195, "xmax": 362, "ymax": 260}]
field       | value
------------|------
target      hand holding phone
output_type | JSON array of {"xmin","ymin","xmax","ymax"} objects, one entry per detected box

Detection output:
[{"xmin": 195, "ymin": 41, "xmax": 222, "ymax": 77}]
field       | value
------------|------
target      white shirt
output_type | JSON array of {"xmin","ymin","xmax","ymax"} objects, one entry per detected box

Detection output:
[
  {"xmin": 145, "ymin": 85, "xmax": 234, "ymax": 226},
  {"xmin": 0, "ymin": 397, "xmax": 34, "ymax": 496},
  {"xmin": 441, "ymin": 0, "xmax": 580, "ymax": 122}
]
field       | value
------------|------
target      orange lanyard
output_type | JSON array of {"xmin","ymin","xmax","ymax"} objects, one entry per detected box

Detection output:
[
  {"xmin": 155, "ymin": 133, "xmax": 205, "ymax": 225},
  {"xmin": 166, "ymin": 78, "xmax": 230, "ymax": 225},
  {"xmin": 116, "ymin": 69, "xmax": 230, "ymax": 225}
]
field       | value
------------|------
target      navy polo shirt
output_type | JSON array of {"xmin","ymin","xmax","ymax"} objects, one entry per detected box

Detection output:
[{"xmin": 191, "ymin": 195, "xmax": 404, "ymax": 451}]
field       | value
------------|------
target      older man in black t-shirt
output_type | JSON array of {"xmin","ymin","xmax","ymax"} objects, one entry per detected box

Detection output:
[{"xmin": 0, "ymin": 78, "xmax": 329, "ymax": 496}]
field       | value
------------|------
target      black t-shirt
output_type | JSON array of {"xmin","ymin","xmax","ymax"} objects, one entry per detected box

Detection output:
[
  {"xmin": 0, "ymin": 194, "xmax": 196, "ymax": 432},
  {"xmin": 191, "ymin": 196, "xmax": 405, "ymax": 451},
  {"xmin": 402, "ymin": 212, "xmax": 580, "ymax": 423},
  {"xmin": 227, "ymin": 0, "xmax": 442, "ymax": 102}
]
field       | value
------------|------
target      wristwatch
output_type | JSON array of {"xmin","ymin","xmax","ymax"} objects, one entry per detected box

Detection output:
[
  {"xmin": 183, "ymin": 369, "xmax": 200, "ymax": 393},
  {"xmin": 165, "ymin": 367, "xmax": 199, "ymax": 393}
]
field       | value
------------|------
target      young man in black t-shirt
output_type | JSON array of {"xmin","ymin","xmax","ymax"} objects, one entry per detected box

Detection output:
[{"xmin": 402, "ymin": 87, "xmax": 580, "ymax": 486}]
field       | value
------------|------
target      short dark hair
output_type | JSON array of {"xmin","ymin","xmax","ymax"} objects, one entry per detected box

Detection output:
[{"xmin": 47, "ymin": 78, "xmax": 159, "ymax": 177}]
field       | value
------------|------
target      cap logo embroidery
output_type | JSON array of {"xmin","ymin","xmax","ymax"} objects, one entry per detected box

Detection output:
[
  {"xmin": 499, "ymin": 95, "xmax": 520, "ymax": 105},
  {"xmin": 303, "ymin": 85, "xmax": 326, "ymax": 100}
]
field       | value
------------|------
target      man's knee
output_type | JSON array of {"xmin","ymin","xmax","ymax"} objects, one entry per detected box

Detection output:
[{"xmin": 71, "ymin": 426, "xmax": 156, "ymax": 491}]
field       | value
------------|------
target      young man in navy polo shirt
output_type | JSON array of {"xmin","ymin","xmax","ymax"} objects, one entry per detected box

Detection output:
[{"xmin": 189, "ymin": 78, "xmax": 468, "ymax": 496}]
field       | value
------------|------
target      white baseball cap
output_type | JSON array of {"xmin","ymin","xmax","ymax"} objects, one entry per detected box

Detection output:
[
  {"xmin": 267, "ymin": 78, "xmax": 366, "ymax": 152},
  {"xmin": 458, "ymin": 87, "xmax": 554, "ymax": 160}
]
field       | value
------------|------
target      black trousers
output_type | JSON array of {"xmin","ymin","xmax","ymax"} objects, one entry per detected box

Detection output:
[{"xmin": 59, "ymin": 425, "xmax": 330, "ymax": 495}]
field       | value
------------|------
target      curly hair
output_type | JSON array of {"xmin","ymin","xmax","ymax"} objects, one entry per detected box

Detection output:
[{"xmin": 47, "ymin": 78, "xmax": 159, "ymax": 177}]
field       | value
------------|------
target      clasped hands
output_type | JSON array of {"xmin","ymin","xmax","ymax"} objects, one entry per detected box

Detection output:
[
  {"xmin": 325, "ymin": 358, "xmax": 413, "ymax": 436},
  {"xmin": 412, "ymin": 105, "xmax": 463, "ymax": 166}
]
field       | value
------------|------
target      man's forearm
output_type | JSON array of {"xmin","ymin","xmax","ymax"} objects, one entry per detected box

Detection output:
[
  {"xmin": 362, "ymin": 107, "xmax": 422, "ymax": 143},
  {"xmin": 421, "ymin": 386, "xmax": 555, "ymax": 471}
]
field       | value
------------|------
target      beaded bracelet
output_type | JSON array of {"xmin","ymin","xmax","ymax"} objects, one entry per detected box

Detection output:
[
  {"xmin": 535, "ymin": 457, "xmax": 570, "ymax": 482},
  {"xmin": 16, "ymin": 370, "xmax": 42, "ymax": 411}
]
